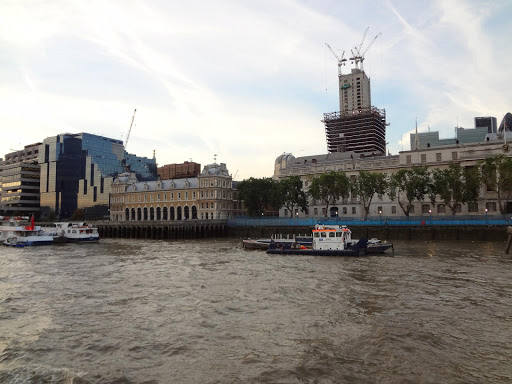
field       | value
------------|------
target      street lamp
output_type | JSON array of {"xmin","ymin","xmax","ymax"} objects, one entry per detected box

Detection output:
[
  {"xmin": 379, "ymin": 210, "xmax": 382, "ymax": 223},
  {"xmin": 485, "ymin": 208, "xmax": 488, "ymax": 222},
  {"xmin": 429, "ymin": 209, "xmax": 432, "ymax": 224}
]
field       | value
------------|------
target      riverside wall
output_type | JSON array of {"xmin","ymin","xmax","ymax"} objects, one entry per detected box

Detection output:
[{"xmin": 91, "ymin": 220, "xmax": 227, "ymax": 240}]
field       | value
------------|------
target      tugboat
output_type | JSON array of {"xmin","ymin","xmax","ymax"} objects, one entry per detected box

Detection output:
[{"xmin": 266, "ymin": 224, "xmax": 393, "ymax": 256}]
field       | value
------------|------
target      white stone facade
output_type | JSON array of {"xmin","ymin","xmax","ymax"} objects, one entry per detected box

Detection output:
[{"xmin": 274, "ymin": 140, "xmax": 512, "ymax": 218}]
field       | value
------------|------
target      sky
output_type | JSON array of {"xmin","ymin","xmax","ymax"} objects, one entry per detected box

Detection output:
[{"xmin": 1, "ymin": 0, "xmax": 511, "ymax": 180}]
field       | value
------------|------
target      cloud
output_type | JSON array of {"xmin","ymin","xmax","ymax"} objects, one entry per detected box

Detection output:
[{"xmin": 0, "ymin": 0, "xmax": 511, "ymax": 177}]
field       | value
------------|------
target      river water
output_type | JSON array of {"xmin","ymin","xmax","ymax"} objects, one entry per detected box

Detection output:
[{"xmin": 0, "ymin": 239, "xmax": 511, "ymax": 384}]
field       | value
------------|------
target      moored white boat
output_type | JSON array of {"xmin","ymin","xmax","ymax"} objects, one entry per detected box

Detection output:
[
  {"xmin": 45, "ymin": 222, "xmax": 100, "ymax": 243},
  {"xmin": 0, "ymin": 216, "xmax": 54, "ymax": 247}
]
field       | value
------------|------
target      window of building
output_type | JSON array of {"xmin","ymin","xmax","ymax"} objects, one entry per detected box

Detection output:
[
  {"xmin": 314, "ymin": 208, "xmax": 318, "ymax": 215},
  {"xmin": 456, "ymin": 204, "xmax": 462, "ymax": 213},
  {"xmin": 421, "ymin": 154, "xmax": 426, "ymax": 163},
  {"xmin": 468, "ymin": 202, "xmax": 478, "ymax": 213},
  {"xmin": 284, "ymin": 209, "xmax": 288, "ymax": 216},
  {"xmin": 343, "ymin": 207, "xmax": 347, "ymax": 215},
  {"xmin": 409, "ymin": 205, "xmax": 415, "ymax": 213},
  {"xmin": 178, "ymin": 192, "xmax": 181, "ymax": 200},
  {"xmin": 352, "ymin": 207, "xmax": 356, "ymax": 215},
  {"xmin": 171, "ymin": 193, "xmax": 174, "ymax": 200},
  {"xmin": 452, "ymin": 152, "xmax": 458, "ymax": 160},
  {"xmin": 422, "ymin": 204, "xmax": 430, "ymax": 214},
  {"xmin": 377, "ymin": 206, "xmax": 383, "ymax": 214},
  {"xmin": 185, "ymin": 192, "xmax": 188, "ymax": 199},
  {"xmin": 436, "ymin": 153, "xmax": 442, "ymax": 161},
  {"xmin": 406, "ymin": 155, "xmax": 411, "ymax": 164},
  {"xmin": 392, "ymin": 206, "xmax": 397, "ymax": 214},
  {"xmin": 486, "ymin": 202, "xmax": 497, "ymax": 212}
]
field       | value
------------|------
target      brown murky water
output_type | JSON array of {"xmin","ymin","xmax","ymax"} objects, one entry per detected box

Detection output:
[{"xmin": 0, "ymin": 239, "xmax": 511, "ymax": 383}]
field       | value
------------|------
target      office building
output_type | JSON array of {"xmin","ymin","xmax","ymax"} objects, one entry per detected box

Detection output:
[
  {"xmin": 475, "ymin": 116, "xmax": 497, "ymax": 134},
  {"xmin": 410, "ymin": 127, "xmax": 489, "ymax": 150},
  {"xmin": 39, "ymin": 133, "xmax": 157, "ymax": 219},
  {"xmin": 0, "ymin": 143, "xmax": 42, "ymax": 217},
  {"xmin": 324, "ymin": 49, "xmax": 386, "ymax": 155}
]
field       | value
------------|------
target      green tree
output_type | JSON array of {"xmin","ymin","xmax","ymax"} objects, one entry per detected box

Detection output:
[
  {"xmin": 278, "ymin": 176, "xmax": 308, "ymax": 217},
  {"xmin": 352, "ymin": 171, "xmax": 388, "ymax": 218},
  {"xmin": 431, "ymin": 163, "xmax": 481, "ymax": 215},
  {"xmin": 309, "ymin": 171, "xmax": 351, "ymax": 217},
  {"xmin": 388, "ymin": 166, "xmax": 431, "ymax": 216},
  {"xmin": 481, "ymin": 155, "xmax": 512, "ymax": 213},
  {"xmin": 237, "ymin": 177, "xmax": 281, "ymax": 216}
]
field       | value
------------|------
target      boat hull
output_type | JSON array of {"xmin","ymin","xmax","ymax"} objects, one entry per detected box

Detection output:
[
  {"xmin": 66, "ymin": 237, "xmax": 100, "ymax": 243},
  {"xmin": 242, "ymin": 239, "xmax": 269, "ymax": 250},
  {"xmin": 3, "ymin": 239, "xmax": 55, "ymax": 247}
]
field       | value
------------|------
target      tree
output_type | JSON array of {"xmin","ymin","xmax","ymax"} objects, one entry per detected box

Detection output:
[
  {"xmin": 431, "ymin": 163, "xmax": 481, "ymax": 215},
  {"xmin": 237, "ymin": 177, "xmax": 281, "ymax": 216},
  {"xmin": 481, "ymin": 155, "xmax": 512, "ymax": 213},
  {"xmin": 352, "ymin": 171, "xmax": 388, "ymax": 218},
  {"xmin": 308, "ymin": 171, "xmax": 351, "ymax": 217},
  {"xmin": 388, "ymin": 166, "xmax": 431, "ymax": 216},
  {"xmin": 70, "ymin": 208, "xmax": 85, "ymax": 220},
  {"xmin": 278, "ymin": 176, "xmax": 308, "ymax": 217}
]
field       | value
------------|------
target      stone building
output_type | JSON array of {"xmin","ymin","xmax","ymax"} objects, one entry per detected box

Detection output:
[
  {"xmin": 110, "ymin": 163, "xmax": 235, "ymax": 221},
  {"xmin": 274, "ymin": 137, "xmax": 512, "ymax": 218}
]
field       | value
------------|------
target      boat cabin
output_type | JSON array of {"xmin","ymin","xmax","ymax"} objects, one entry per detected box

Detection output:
[{"xmin": 312, "ymin": 224, "xmax": 352, "ymax": 251}]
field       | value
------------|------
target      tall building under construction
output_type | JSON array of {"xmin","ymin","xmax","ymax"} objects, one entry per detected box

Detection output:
[{"xmin": 324, "ymin": 33, "xmax": 387, "ymax": 155}]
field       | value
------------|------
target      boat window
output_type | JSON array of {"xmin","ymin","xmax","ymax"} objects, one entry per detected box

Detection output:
[
  {"xmin": 336, "ymin": 232, "xmax": 342, "ymax": 237},
  {"xmin": 329, "ymin": 232, "xmax": 335, "ymax": 238},
  {"xmin": 321, "ymin": 232, "xmax": 326, "ymax": 238},
  {"xmin": 72, "ymin": 230, "xmax": 77, "ymax": 233},
  {"xmin": 314, "ymin": 233, "xmax": 320, "ymax": 238}
]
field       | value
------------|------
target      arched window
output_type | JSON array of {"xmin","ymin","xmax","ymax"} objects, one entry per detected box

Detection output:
[
  {"xmin": 125, "ymin": 208, "xmax": 130, "ymax": 221},
  {"xmin": 156, "ymin": 207, "xmax": 161, "ymax": 220},
  {"xmin": 143, "ymin": 207, "xmax": 148, "ymax": 221},
  {"xmin": 137, "ymin": 208, "xmax": 142, "ymax": 221},
  {"xmin": 177, "ymin": 206, "xmax": 182, "ymax": 220},
  {"xmin": 184, "ymin": 206, "xmax": 190, "ymax": 220},
  {"xmin": 170, "ymin": 206, "xmax": 175, "ymax": 220},
  {"xmin": 192, "ymin": 206, "xmax": 197, "ymax": 220},
  {"xmin": 163, "ymin": 207, "xmax": 168, "ymax": 220},
  {"xmin": 131, "ymin": 208, "xmax": 136, "ymax": 221}
]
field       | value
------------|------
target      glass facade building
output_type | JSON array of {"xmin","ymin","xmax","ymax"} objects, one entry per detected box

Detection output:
[{"xmin": 39, "ymin": 133, "xmax": 156, "ymax": 219}]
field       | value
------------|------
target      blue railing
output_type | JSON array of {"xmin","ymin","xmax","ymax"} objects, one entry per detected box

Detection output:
[{"xmin": 227, "ymin": 215, "xmax": 512, "ymax": 227}]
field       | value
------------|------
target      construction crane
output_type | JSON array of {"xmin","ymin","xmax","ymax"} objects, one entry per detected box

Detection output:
[
  {"xmin": 325, "ymin": 43, "xmax": 347, "ymax": 76},
  {"xmin": 350, "ymin": 29, "xmax": 381, "ymax": 70},
  {"xmin": 125, "ymin": 108, "xmax": 137, "ymax": 150}
]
